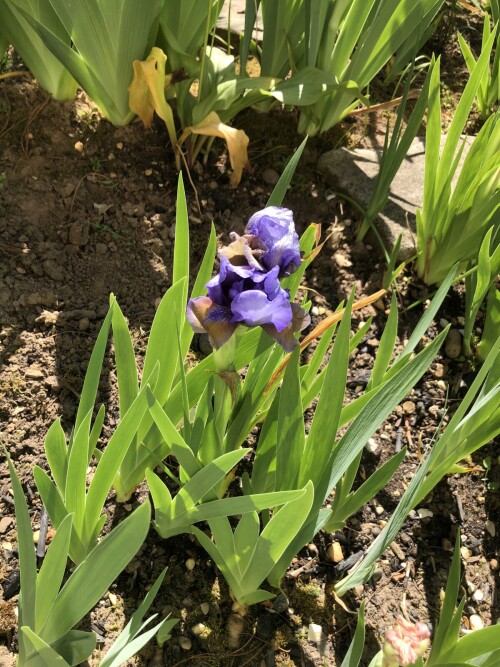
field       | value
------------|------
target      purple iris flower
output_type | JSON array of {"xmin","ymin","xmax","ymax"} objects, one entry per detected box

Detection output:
[
  {"xmin": 219, "ymin": 206, "xmax": 301, "ymax": 278},
  {"xmin": 245, "ymin": 206, "xmax": 301, "ymax": 276},
  {"xmin": 187, "ymin": 207, "xmax": 309, "ymax": 352}
]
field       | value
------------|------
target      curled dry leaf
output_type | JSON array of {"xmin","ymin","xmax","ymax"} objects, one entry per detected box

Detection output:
[
  {"xmin": 128, "ymin": 47, "xmax": 177, "ymax": 159},
  {"xmin": 180, "ymin": 111, "xmax": 249, "ymax": 186}
]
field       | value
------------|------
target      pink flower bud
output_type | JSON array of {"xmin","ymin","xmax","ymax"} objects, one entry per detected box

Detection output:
[{"xmin": 382, "ymin": 616, "xmax": 430, "ymax": 666}]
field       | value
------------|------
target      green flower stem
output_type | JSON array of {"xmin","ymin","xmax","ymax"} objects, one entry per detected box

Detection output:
[{"xmin": 211, "ymin": 334, "xmax": 242, "ymax": 498}]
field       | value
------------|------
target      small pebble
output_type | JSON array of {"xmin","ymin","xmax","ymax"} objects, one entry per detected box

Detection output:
[
  {"xmin": 429, "ymin": 405, "xmax": 440, "ymax": 418},
  {"xmin": 178, "ymin": 636, "xmax": 192, "ymax": 651},
  {"xmin": 354, "ymin": 584, "xmax": 364, "ymax": 597},
  {"xmin": 262, "ymin": 168, "xmax": 280, "ymax": 185},
  {"xmin": 489, "ymin": 559, "xmax": 498, "ymax": 570},
  {"xmin": 461, "ymin": 547, "xmax": 472, "ymax": 559},
  {"xmin": 108, "ymin": 592, "xmax": 117, "ymax": 605},
  {"xmin": 473, "ymin": 590, "xmax": 484, "ymax": 602},
  {"xmin": 200, "ymin": 602, "xmax": 210, "ymax": 615},
  {"xmin": 116, "ymin": 142, "xmax": 124, "ymax": 149},
  {"xmin": 445, "ymin": 329, "xmax": 462, "ymax": 359},
  {"xmin": 79, "ymin": 317, "xmax": 90, "ymax": 331},
  {"xmin": 25, "ymin": 367, "xmax": 44, "ymax": 380},
  {"xmin": 469, "ymin": 614, "xmax": 484, "ymax": 630},
  {"xmin": 185, "ymin": 558, "xmax": 196, "ymax": 571},
  {"xmin": 390, "ymin": 542, "xmax": 405, "ymax": 560},
  {"xmin": 144, "ymin": 168, "xmax": 153, "ymax": 176},
  {"xmin": 417, "ymin": 508, "xmax": 433, "ymax": 519},
  {"xmin": 334, "ymin": 252, "xmax": 352, "ymax": 268},
  {"xmin": 402, "ymin": 400, "xmax": 416, "ymax": 415},
  {"xmin": 74, "ymin": 141, "xmax": 84, "ymax": 153},
  {"xmin": 375, "ymin": 506, "xmax": 384, "ymax": 516},
  {"xmin": 485, "ymin": 520, "xmax": 496, "ymax": 537},
  {"xmin": 326, "ymin": 541, "xmax": 344, "ymax": 563},
  {"xmin": 432, "ymin": 363, "xmax": 445, "ymax": 378},
  {"xmin": 467, "ymin": 580, "xmax": 476, "ymax": 594},
  {"xmin": 308, "ymin": 623, "xmax": 323, "ymax": 642},
  {"xmin": 191, "ymin": 622, "xmax": 207, "ymax": 637},
  {"xmin": 0, "ymin": 517, "xmax": 13, "ymax": 534},
  {"xmin": 365, "ymin": 438, "xmax": 378, "ymax": 453}
]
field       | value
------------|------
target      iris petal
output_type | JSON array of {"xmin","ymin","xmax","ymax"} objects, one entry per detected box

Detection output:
[
  {"xmin": 245, "ymin": 207, "xmax": 301, "ymax": 276},
  {"xmin": 229, "ymin": 289, "xmax": 292, "ymax": 331}
]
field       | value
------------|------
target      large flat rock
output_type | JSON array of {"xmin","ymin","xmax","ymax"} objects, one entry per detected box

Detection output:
[
  {"xmin": 317, "ymin": 135, "xmax": 474, "ymax": 260},
  {"xmin": 217, "ymin": 0, "xmax": 263, "ymax": 39}
]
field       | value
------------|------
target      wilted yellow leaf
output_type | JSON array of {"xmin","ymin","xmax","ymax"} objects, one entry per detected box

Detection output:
[
  {"xmin": 182, "ymin": 112, "xmax": 249, "ymax": 186},
  {"xmin": 128, "ymin": 47, "xmax": 177, "ymax": 158}
]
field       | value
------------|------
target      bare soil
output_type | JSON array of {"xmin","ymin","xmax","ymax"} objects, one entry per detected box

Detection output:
[{"xmin": 1, "ymin": 15, "xmax": 499, "ymax": 666}]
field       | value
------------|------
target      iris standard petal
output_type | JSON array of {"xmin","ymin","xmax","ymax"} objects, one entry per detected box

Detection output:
[{"xmin": 245, "ymin": 206, "xmax": 301, "ymax": 276}]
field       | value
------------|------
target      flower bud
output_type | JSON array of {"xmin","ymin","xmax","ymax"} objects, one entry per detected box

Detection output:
[{"xmin": 382, "ymin": 617, "xmax": 430, "ymax": 666}]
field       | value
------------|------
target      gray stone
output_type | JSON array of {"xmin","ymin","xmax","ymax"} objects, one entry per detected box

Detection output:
[
  {"xmin": 43, "ymin": 259, "xmax": 64, "ymax": 281},
  {"xmin": 317, "ymin": 135, "xmax": 474, "ymax": 261},
  {"xmin": 217, "ymin": 0, "xmax": 262, "ymax": 40},
  {"xmin": 68, "ymin": 221, "xmax": 90, "ymax": 246}
]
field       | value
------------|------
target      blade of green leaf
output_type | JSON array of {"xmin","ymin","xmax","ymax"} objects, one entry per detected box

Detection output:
[
  {"xmin": 276, "ymin": 347, "xmax": 305, "ymax": 490},
  {"xmin": 111, "ymin": 298, "xmax": 138, "ymax": 418},
  {"xmin": 340, "ymin": 602, "xmax": 365, "ymax": 667},
  {"xmin": 20, "ymin": 627, "xmax": 71, "ymax": 666},
  {"xmin": 141, "ymin": 279, "xmax": 187, "ymax": 407},
  {"xmin": 40, "ymin": 502, "xmax": 151, "ymax": 644},
  {"xmin": 100, "ymin": 568, "xmax": 170, "ymax": 667},
  {"xmin": 430, "ymin": 534, "xmax": 462, "ymax": 659},
  {"xmin": 267, "ymin": 137, "xmax": 308, "ymax": 206},
  {"xmin": 35, "ymin": 514, "xmax": 72, "ymax": 632},
  {"xmin": 246, "ymin": 482, "xmax": 314, "ymax": 591},
  {"xmin": 84, "ymin": 386, "xmax": 150, "ymax": 539},
  {"xmin": 44, "ymin": 419, "xmax": 68, "ymax": 494},
  {"xmin": 173, "ymin": 172, "xmax": 189, "ymax": 286},
  {"xmin": 6, "ymin": 450, "xmax": 37, "ymax": 637},
  {"xmin": 147, "ymin": 389, "xmax": 200, "ymax": 478},
  {"xmin": 75, "ymin": 303, "xmax": 114, "ymax": 434},
  {"xmin": 50, "ymin": 629, "xmax": 97, "ymax": 666},
  {"xmin": 298, "ymin": 291, "xmax": 353, "ymax": 487}
]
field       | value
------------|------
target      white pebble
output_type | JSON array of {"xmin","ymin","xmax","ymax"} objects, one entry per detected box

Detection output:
[
  {"xmin": 200, "ymin": 602, "xmax": 210, "ymax": 615},
  {"xmin": 191, "ymin": 622, "xmax": 207, "ymax": 636},
  {"xmin": 473, "ymin": 590, "xmax": 484, "ymax": 602},
  {"xmin": 417, "ymin": 508, "xmax": 433, "ymax": 519},
  {"xmin": 469, "ymin": 614, "xmax": 484, "ymax": 630},
  {"xmin": 308, "ymin": 623, "xmax": 323, "ymax": 643},
  {"xmin": 461, "ymin": 547, "xmax": 472, "ymax": 559},
  {"xmin": 185, "ymin": 558, "xmax": 196, "ymax": 571},
  {"xmin": 365, "ymin": 438, "xmax": 378, "ymax": 453}
]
